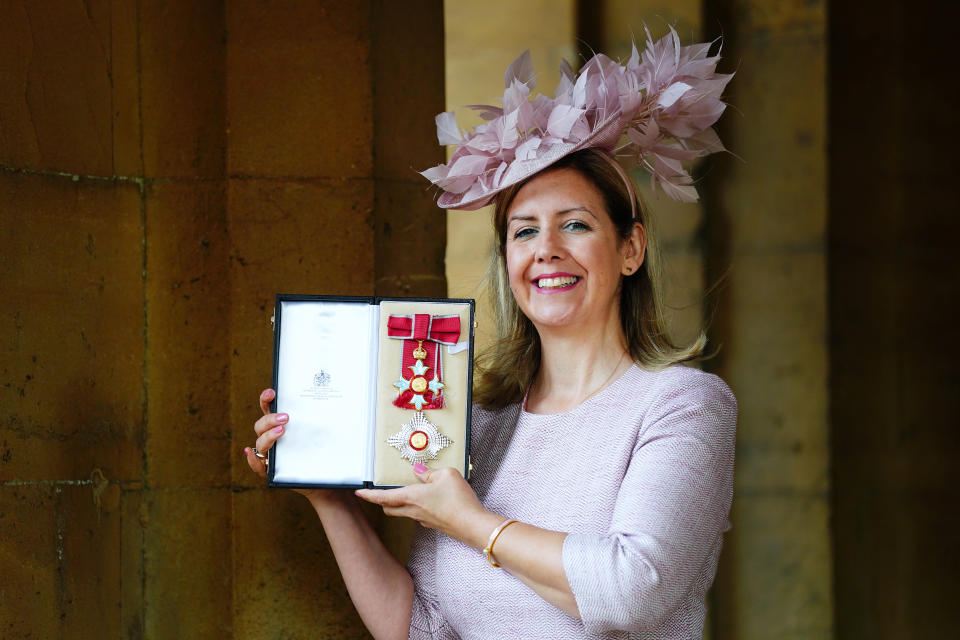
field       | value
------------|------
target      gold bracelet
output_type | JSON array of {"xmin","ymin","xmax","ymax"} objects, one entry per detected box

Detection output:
[{"xmin": 483, "ymin": 518, "xmax": 518, "ymax": 568}]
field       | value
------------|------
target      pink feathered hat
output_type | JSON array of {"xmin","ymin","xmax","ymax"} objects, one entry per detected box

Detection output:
[{"xmin": 420, "ymin": 27, "xmax": 733, "ymax": 211}]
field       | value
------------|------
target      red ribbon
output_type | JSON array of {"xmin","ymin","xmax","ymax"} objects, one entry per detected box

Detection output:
[{"xmin": 387, "ymin": 314, "xmax": 461, "ymax": 410}]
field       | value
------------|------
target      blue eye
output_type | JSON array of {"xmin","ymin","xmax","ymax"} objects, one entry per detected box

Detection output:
[
  {"xmin": 513, "ymin": 227, "xmax": 537, "ymax": 240},
  {"xmin": 564, "ymin": 220, "xmax": 590, "ymax": 232}
]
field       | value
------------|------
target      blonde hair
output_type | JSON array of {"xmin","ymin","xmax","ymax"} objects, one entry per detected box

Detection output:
[{"xmin": 473, "ymin": 148, "xmax": 706, "ymax": 409}]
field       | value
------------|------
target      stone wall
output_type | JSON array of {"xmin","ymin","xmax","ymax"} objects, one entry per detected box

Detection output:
[
  {"xmin": 0, "ymin": 1, "xmax": 444, "ymax": 637},
  {"xmin": 3, "ymin": 0, "xmax": 958, "ymax": 637}
]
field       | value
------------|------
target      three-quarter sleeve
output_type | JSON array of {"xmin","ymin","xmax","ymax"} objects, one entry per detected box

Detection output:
[
  {"xmin": 561, "ymin": 371, "xmax": 737, "ymax": 633},
  {"xmin": 407, "ymin": 524, "xmax": 460, "ymax": 639}
]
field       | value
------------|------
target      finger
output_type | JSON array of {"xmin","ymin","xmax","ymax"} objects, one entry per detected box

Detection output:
[
  {"xmin": 259, "ymin": 388, "xmax": 275, "ymax": 416},
  {"xmin": 412, "ymin": 462, "xmax": 433, "ymax": 483},
  {"xmin": 243, "ymin": 446, "xmax": 267, "ymax": 479},
  {"xmin": 255, "ymin": 423, "xmax": 286, "ymax": 454},
  {"xmin": 355, "ymin": 488, "xmax": 411, "ymax": 508},
  {"xmin": 382, "ymin": 505, "xmax": 416, "ymax": 519},
  {"xmin": 254, "ymin": 411, "xmax": 288, "ymax": 437}
]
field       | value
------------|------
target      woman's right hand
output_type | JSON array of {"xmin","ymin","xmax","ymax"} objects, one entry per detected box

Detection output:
[{"xmin": 243, "ymin": 388, "xmax": 344, "ymax": 506}]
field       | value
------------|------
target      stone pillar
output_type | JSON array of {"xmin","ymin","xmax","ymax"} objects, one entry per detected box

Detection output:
[
  {"xmin": 704, "ymin": 1, "xmax": 833, "ymax": 638},
  {"xmin": 600, "ymin": 1, "xmax": 709, "ymax": 359},
  {"xmin": 829, "ymin": 2, "xmax": 960, "ymax": 637},
  {"xmin": 443, "ymin": 0, "xmax": 577, "ymax": 351}
]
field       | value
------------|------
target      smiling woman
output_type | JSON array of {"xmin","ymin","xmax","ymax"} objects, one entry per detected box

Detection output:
[
  {"xmin": 247, "ymin": 29, "xmax": 737, "ymax": 640},
  {"xmin": 477, "ymin": 148, "xmax": 703, "ymax": 409}
]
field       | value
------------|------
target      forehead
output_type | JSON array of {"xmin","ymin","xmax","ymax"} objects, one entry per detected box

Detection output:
[{"xmin": 506, "ymin": 168, "xmax": 607, "ymax": 219}]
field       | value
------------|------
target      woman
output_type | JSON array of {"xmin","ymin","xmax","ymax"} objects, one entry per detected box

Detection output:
[{"xmin": 246, "ymin": 30, "xmax": 736, "ymax": 639}]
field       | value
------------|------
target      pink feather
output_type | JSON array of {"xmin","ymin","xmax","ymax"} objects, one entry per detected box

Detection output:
[{"xmin": 421, "ymin": 26, "xmax": 733, "ymax": 209}]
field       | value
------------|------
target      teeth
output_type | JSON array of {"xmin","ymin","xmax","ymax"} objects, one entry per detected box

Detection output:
[{"xmin": 537, "ymin": 276, "xmax": 578, "ymax": 289}]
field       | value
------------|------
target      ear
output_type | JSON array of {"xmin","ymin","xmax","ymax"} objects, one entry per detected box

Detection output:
[{"xmin": 620, "ymin": 222, "xmax": 646, "ymax": 276}]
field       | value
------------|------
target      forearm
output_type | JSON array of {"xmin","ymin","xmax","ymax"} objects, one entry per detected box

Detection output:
[
  {"xmin": 308, "ymin": 493, "xmax": 414, "ymax": 640},
  {"xmin": 458, "ymin": 511, "xmax": 579, "ymax": 618}
]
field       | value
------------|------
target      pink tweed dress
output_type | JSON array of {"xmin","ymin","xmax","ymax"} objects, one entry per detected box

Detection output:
[{"xmin": 407, "ymin": 364, "xmax": 737, "ymax": 639}]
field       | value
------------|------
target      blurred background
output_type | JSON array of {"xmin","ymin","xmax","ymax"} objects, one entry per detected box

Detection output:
[{"xmin": 1, "ymin": 0, "xmax": 957, "ymax": 638}]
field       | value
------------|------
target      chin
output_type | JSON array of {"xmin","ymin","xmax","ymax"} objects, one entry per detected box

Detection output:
[{"xmin": 525, "ymin": 307, "xmax": 582, "ymax": 330}]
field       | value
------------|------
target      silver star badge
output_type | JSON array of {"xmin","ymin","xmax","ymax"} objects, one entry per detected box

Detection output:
[{"xmin": 386, "ymin": 412, "xmax": 452, "ymax": 466}]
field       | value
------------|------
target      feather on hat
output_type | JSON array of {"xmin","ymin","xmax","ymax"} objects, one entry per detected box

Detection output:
[{"xmin": 421, "ymin": 27, "xmax": 733, "ymax": 210}]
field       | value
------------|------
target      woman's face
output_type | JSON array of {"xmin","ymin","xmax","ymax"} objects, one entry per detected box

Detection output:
[{"xmin": 504, "ymin": 168, "xmax": 644, "ymax": 335}]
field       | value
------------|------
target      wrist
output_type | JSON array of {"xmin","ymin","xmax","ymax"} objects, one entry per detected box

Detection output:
[
  {"xmin": 306, "ymin": 489, "xmax": 354, "ymax": 513},
  {"xmin": 465, "ymin": 510, "xmax": 510, "ymax": 551}
]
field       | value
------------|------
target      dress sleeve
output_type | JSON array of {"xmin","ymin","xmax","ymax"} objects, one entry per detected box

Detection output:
[
  {"xmin": 407, "ymin": 524, "xmax": 460, "ymax": 640},
  {"xmin": 561, "ymin": 370, "xmax": 737, "ymax": 633}
]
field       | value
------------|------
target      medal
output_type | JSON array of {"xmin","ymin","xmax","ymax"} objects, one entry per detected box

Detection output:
[
  {"xmin": 386, "ymin": 313, "xmax": 460, "ymax": 466},
  {"xmin": 386, "ymin": 411, "xmax": 452, "ymax": 465}
]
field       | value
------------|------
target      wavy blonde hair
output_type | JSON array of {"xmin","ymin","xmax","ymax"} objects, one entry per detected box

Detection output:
[{"xmin": 473, "ymin": 148, "xmax": 706, "ymax": 409}]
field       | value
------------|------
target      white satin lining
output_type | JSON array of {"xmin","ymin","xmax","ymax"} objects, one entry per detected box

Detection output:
[{"xmin": 272, "ymin": 300, "xmax": 377, "ymax": 485}]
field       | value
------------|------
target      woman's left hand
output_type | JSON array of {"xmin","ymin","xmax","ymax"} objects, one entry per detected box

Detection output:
[{"xmin": 355, "ymin": 464, "xmax": 498, "ymax": 548}]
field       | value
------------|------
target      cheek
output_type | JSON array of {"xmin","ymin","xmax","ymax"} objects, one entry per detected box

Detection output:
[{"xmin": 504, "ymin": 246, "xmax": 524, "ymax": 285}]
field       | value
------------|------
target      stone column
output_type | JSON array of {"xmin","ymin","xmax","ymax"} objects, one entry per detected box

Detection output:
[
  {"xmin": 443, "ymin": 0, "xmax": 577, "ymax": 351},
  {"xmin": 829, "ymin": 1, "xmax": 960, "ymax": 637},
  {"xmin": 704, "ymin": 1, "xmax": 834, "ymax": 638}
]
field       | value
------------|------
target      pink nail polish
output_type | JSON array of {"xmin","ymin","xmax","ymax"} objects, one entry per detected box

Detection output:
[
  {"xmin": 413, "ymin": 463, "xmax": 427, "ymax": 474},
  {"xmin": 274, "ymin": 425, "xmax": 284, "ymax": 434},
  {"xmin": 276, "ymin": 413, "xmax": 288, "ymax": 422}
]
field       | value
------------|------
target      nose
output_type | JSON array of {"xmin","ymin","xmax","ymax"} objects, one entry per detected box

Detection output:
[{"xmin": 534, "ymin": 227, "xmax": 564, "ymax": 263}]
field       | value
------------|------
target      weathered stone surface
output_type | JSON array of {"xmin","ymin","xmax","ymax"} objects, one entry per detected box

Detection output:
[
  {"xmin": 0, "ymin": 2, "xmax": 447, "ymax": 638},
  {"xmin": 711, "ymin": 38, "xmax": 827, "ymax": 250},
  {"xmin": 120, "ymin": 489, "xmax": 145, "ymax": 639},
  {"xmin": 143, "ymin": 489, "xmax": 232, "ymax": 638},
  {"xmin": 139, "ymin": 1, "xmax": 226, "ymax": 178},
  {"xmin": 715, "ymin": 494, "xmax": 832, "ymax": 639},
  {"xmin": 227, "ymin": 177, "xmax": 375, "ymax": 486},
  {"xmin": 232, "ymin": 489, "xmax": 371, "ymax": 640},
  {"xmin": 57, "ymin": 482, "xmax": 124, "ymax": 639},
  {"xmin": 602, "ymin": 0, "xmax": 701, "ymax": 57},
  {"xmin": 374, "ymin": 180, "xmax": 446, "ymax": 297},
  {"xmin": 0, "ymin": 172, "xmax": 143, "ymax": 483},
  {"xmin": 0, "ymin": 1, "xmax": 115, "ymax": 175},
  {"xmin": 703, "ymin": 2, "xmax": 832, "ymax": 638},
  {"xmin": 110, "ymin": 0, "xmax": 142, "ymax": 178},
  {"xmin": 226, "ymin": 1, "xmax": 372, "ymax": 178},
  {"xmin": 145, "ymin": 180, "xmax": 230, "ymax": 488},
  {"xmin": 371, "ymin": 0, "xmax": 445, "ymax": 183},
  {"xmin": 0, "ymin": 485, "xmax": 59, "ymax": 639},
  {"xmin": 656, "ymin": 249, "xmax": 706, "ymax": 348},
  {"xmin": 830, "ymin": 2, "xmax": 960, "ymax": 635}
]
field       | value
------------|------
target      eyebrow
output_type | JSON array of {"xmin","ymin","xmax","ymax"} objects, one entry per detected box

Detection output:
[{"xmin": 507, "ymin": 206, "xmax": 597, "ymax": 224}]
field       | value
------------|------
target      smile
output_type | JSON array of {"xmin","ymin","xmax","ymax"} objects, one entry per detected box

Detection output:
[{"xmin": 536, "ymin": 275, "xmax": 580, "ymax": 290}]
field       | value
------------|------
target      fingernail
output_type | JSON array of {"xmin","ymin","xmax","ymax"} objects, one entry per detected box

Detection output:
[
  {"xmin": 413, "ymin": 463, "xmax": 427, "ymax": 474},
  {"xmin": 274, "ymin": 425, "xmax": 284, "ymax": 434},
  {"xmin": 243, "ymin": 447, "xmax": 250, "ymax": 455},
  {"xmin": 276, "ymin": 413, "xmax": 288, "ymax": 423}
]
